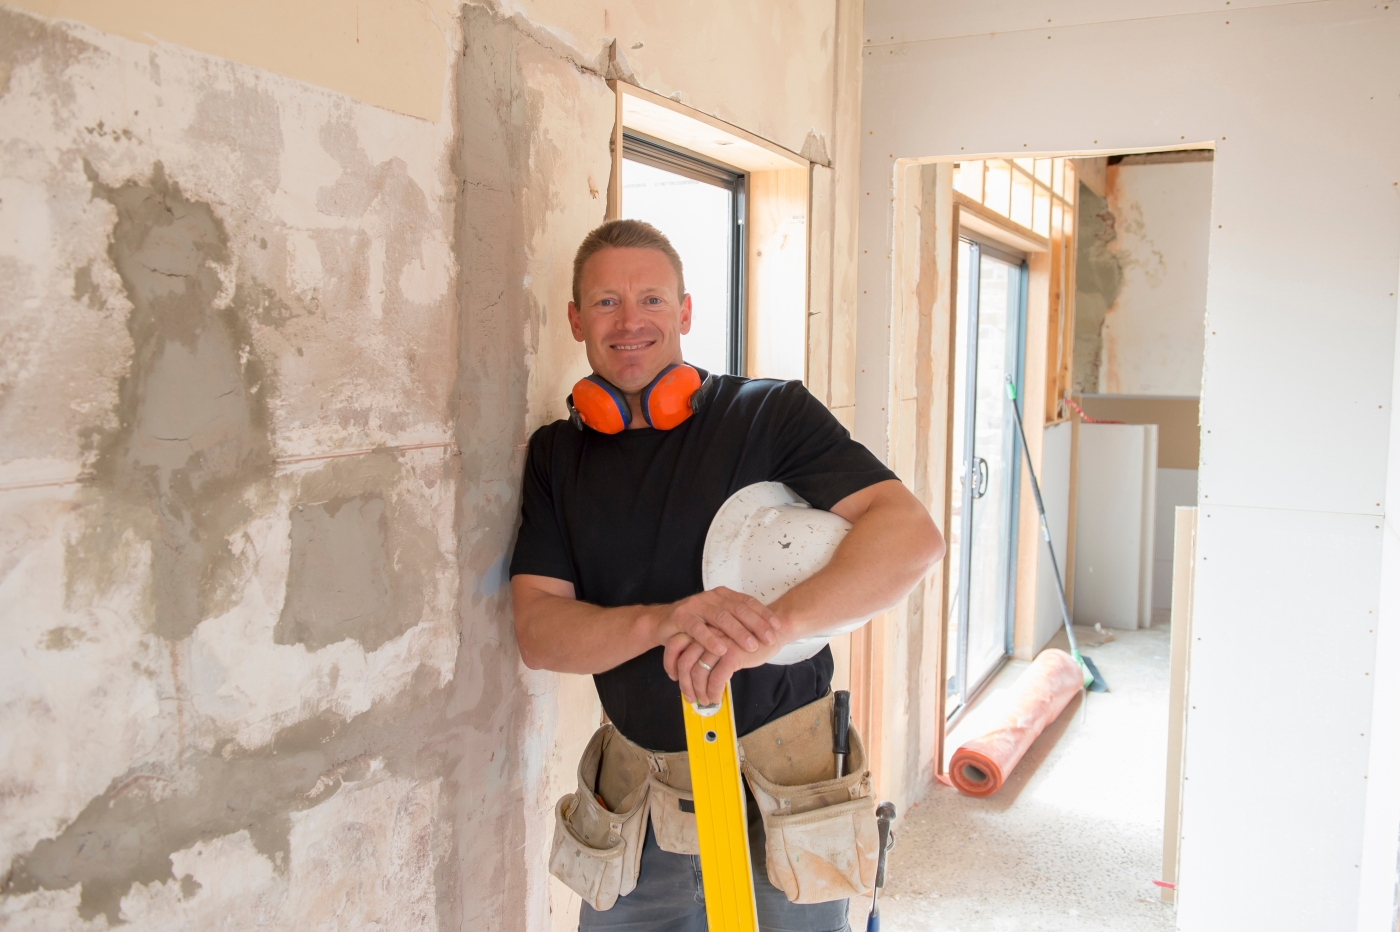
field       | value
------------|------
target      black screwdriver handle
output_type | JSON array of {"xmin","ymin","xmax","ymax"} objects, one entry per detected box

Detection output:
[{"xmin": 833, "ymin": 690, "xmax": 851, "ymax": 757}]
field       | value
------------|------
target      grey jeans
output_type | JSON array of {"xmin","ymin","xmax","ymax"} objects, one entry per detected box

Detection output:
[{"xmin": 578, "ymin": 809, "xmax": 852, "ymax": 932}]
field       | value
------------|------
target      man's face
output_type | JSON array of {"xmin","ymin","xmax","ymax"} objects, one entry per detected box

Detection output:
[{"xmin": 569, "ymin": 246, "xmax": 692, "ymax": 393}]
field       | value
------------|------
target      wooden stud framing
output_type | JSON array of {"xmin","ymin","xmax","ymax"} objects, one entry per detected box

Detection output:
[
  {"xmin": 746, "ymin": 168, "xmax": 810, "ymax": 381},
  {"xmin": 606, "ymin": 80, "xmax": 623, "ymax": 221}
]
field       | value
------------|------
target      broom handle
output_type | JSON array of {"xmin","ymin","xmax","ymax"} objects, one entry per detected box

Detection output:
[{"xmin": 1005, "ymin": 377, "xmax": 1080, "ymax": 659}]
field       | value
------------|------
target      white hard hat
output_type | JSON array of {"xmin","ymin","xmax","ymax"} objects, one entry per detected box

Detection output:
[{"xmin": 702, "ymin": 482, "xmax": 867, "ymax": 665}]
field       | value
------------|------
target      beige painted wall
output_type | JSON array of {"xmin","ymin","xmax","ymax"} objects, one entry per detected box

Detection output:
[
  {"xmin": 6, "ymin": 0, "xmax": 457, "ymax": 120},
  {"xmin": 0, "ymin": 1, "xmax": 864, "ymax": 930}
]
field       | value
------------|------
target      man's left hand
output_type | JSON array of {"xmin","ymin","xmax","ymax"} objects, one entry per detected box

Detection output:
[{"xmin": 665, "ymin": 624, "xmax": 787, "ymax": 706}]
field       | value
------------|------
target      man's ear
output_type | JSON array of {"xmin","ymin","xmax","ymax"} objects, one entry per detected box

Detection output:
[
  {"xmin": 679, "ymin": 293, "xmax": 693, "ymax": 336},
  {"xmin": 568, "ymin": 301, "xmax": 585, "ymax": 342}
]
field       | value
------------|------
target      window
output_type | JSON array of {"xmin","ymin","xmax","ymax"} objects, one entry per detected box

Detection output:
[
  {"xmin": 621, "ymin": 133, "xmax": 746, "ymax": 376},
  {"xmin": 953, "ymin": 157, "xmax": 1078, "ymax": 421}
]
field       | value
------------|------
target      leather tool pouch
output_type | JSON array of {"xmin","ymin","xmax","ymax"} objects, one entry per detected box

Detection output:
[
  {"xmin": 548, "ymin": 725, "xmax": 649, "ymax": 911},
  {"xmin": 647, "ymin": 754, "xmax": 700, "ymax": 856},
  {"xmin": 739, "ymin": 692, "xmax": 879, "ymax": 904}
]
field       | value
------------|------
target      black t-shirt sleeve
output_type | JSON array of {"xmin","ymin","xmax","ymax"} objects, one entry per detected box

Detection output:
[
  {"xmin": 767, "ymin": 381, "xmax": 899, "ymax": 510},
  {"xmin": 509, "ymin": 425, "xmax": 576, "ymax": 583}
]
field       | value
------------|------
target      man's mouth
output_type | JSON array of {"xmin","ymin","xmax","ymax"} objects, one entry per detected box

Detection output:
[{"xmin": 611, "ymin": 340, "xmax": 655, "ymax": 351}]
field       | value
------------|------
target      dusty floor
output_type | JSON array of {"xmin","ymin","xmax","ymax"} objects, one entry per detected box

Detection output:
[{"xmin": 874, "ymin": 624, "xmax": 1178, "ymax": 932}]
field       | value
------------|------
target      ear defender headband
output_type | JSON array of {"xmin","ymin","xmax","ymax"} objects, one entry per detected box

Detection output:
[{"xmin": 567, "ymin": 364, "xmax": 715, "ymax": 433}]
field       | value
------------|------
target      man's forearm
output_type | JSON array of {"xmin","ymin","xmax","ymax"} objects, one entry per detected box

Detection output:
[
  {"xmin": 512, "ymin": 575, "xmax": 784, "ymax": 675},
  {"xmin": 771, "ymin": 481, "xmax": 944, "ymax": 639},
  {"xmin": 514, "ymin": 583, "xmax": 658, "ymax": 674}
]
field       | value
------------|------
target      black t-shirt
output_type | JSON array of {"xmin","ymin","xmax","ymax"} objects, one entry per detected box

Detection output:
[{"xmin": 509, "ymin": 374, "xmax": 897, "ymax": 752}]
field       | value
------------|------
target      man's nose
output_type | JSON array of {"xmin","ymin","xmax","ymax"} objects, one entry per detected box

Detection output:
[{"xmin": 615, "ymin": 298, "xmax": 648, "ymax": 330}]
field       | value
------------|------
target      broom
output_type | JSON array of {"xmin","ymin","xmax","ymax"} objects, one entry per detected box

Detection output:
[{"xmin": 1005, "ymin": 376, "xmax": 1107, "ymax": 693}]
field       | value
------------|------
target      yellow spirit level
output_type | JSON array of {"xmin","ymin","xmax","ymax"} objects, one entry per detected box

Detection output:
[{"xmin": 682, "ymin": 684, "xmax": 759, "ymax": 931}]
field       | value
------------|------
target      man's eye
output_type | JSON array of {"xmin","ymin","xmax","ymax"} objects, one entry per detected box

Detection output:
[
  {"xmin": 599, "ymin": 298, "xmax": 617, "ymax": 307},
  {"xmin": 647, "ymin": 297, "xmax": 662, "ymax": 305}
]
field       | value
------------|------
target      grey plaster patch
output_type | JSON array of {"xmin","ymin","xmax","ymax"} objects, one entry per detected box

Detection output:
[
  {"xmin": 1073, "ymin": 181, "xmax": 1123, "ymax": 395},
  {"xmin": 278, "ymin": 496, "xmax": 393, "ymax": 650},
  {"xmin": 41, "ymin": 626, "xmax": 86, "ymax": 650},
  {"xmin": 65, "ymin": 161, "xmax": 274, "ymax": 640},
  {"xmin": 0, "ymin": 665, "xmax": 450, "ymax": 925},
  {"xmin": 71, "ymin": 262, "xmax": 101, "ymax": 308},
  {"xmin": 275, "ymin": 452, "xmax": 438, "ymax": 653}
]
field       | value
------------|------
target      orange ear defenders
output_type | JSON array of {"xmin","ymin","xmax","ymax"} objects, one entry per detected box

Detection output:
[{"xmin": 567, "ymin": 364, "xmax": 715, "ymax": 433}]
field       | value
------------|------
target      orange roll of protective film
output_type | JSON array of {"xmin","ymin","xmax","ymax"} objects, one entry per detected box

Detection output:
[{"xmin": 948, "ymin": 648, "xmax": 1084, "ymax": 798}]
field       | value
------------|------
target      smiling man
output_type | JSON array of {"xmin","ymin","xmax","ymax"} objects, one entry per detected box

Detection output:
[{"xmin": 511, "ymin": 219, "xmax": 944, "ymax": 932}]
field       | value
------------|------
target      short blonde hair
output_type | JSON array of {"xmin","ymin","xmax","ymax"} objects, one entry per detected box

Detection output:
[{"xmin": 572, "ymin": 219, "xmax": 685, "ymax": 306}]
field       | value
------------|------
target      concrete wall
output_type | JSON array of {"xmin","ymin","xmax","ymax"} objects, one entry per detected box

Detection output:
[
  {"xmin": 858, "ymin": 2, "xmax": 1400, "ymax": 929},
  {"xmin": 1076, "ymin": 158, "xmax": 1213, "ymax": 396},
  {"xmin": 1098, "ymin": 159, "xmax": 1212, "ymax": 396},
  {"xmin": 0, "ymin": 2, "xmax": 863, "ymax": 929}
]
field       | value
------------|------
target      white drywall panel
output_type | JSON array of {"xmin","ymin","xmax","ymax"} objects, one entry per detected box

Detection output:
[
  {"xmin": 858, "ymin": 2, "xmax": 1400, "ymax": 923},
  {"xmin": 857, "ymin": 1, "xmax": 1400, "ymax": 517},
  {"xmin": 1359, "ymin": 291, "xmax": 1400, "ymax": 931},
  {"xmin": 865, "ymin": 0, "xmax": 1313, "ymax": 46},
  {"xmin": 1033, "ymin": 421, "xmax": 1073, "ymax": 653},
  {"xmin": 1072, "ymin": 424, "xmax": 1155, "ymax": 630},
  {"xmin": 1359, "ymin": 520, "xmax": 1400, "ymax": 931},
  {"xmin": 1183, "ymin": 504, "xmax": 1379, "ymax": 931},
  {"xmin": 1153, "ymin": 468, "xmax": 1199, "ymax": 613},
  {"xmin": 1100, "ymin": 160, "xmax": 1212, "ymax": 396}
]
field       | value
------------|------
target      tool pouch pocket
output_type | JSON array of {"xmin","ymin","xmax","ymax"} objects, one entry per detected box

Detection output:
[
  {"xmin": 647, "ymin": 768, "xmax": 700, "ymax": 856},
  {"xmin": 548, "ymin": 725, "xmax": 648, "ymax": 911},
  {"xmin": 740, "ymin": 694, "xmax": 879, "ymax": 904}
]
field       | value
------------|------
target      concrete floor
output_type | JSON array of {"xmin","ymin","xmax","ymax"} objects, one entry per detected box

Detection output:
[{"xmin": 869, "ymin": 624, "xmax": 1178, "ymax": 932}]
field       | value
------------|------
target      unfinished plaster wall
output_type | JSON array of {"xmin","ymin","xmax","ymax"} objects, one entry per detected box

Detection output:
[
  {"xmin": 1, "ymin": 2, "xmax": 863, "ymax": 931},
  {"xmin": 0, "ymin": 6, "xmax": 464, "ymax": 929},
  {"xmin": 859, "ymin": 1, "xmax": 1400, "ymax": 928}
]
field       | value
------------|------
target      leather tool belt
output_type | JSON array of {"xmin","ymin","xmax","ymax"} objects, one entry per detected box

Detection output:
[{"xmin": 548, "ymin": 691, "xmax": 878, "ymax": 910}]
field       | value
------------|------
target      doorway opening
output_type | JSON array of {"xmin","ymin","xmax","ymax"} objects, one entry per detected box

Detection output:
[{"xmin": 873, "ymin": 146, "xmax": 1214, "ymax": 930}]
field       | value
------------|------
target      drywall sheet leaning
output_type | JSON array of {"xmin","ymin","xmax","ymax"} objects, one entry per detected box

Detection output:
[
  {"xmin": 1032, "ymin": 421, "xmax": 1073, "ymax": 652},
  {"xmin": 1153, "ymin": 468, "xmax": 1199, "ymax": 616},
  {"xmin": 1072, "ymin": 424, "xmax": 1158, "ymax": 630}
]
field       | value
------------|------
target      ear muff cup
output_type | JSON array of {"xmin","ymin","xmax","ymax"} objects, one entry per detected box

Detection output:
[
  {"xmin": 568, "ymin": 365, "xmax": 711, "ymax": 433},
  {"xmin": 570, "ymin": 376, "xmax": 630, "ymax": 434},
  {"xmin": 641, "ymin": 364, "xmax": 703, "ymax": 430}
]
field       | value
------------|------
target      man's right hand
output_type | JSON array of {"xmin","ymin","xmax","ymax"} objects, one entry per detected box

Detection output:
[{"xmin": 651, "ymin": 586, "xmax": 782, "ymax": 672}]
